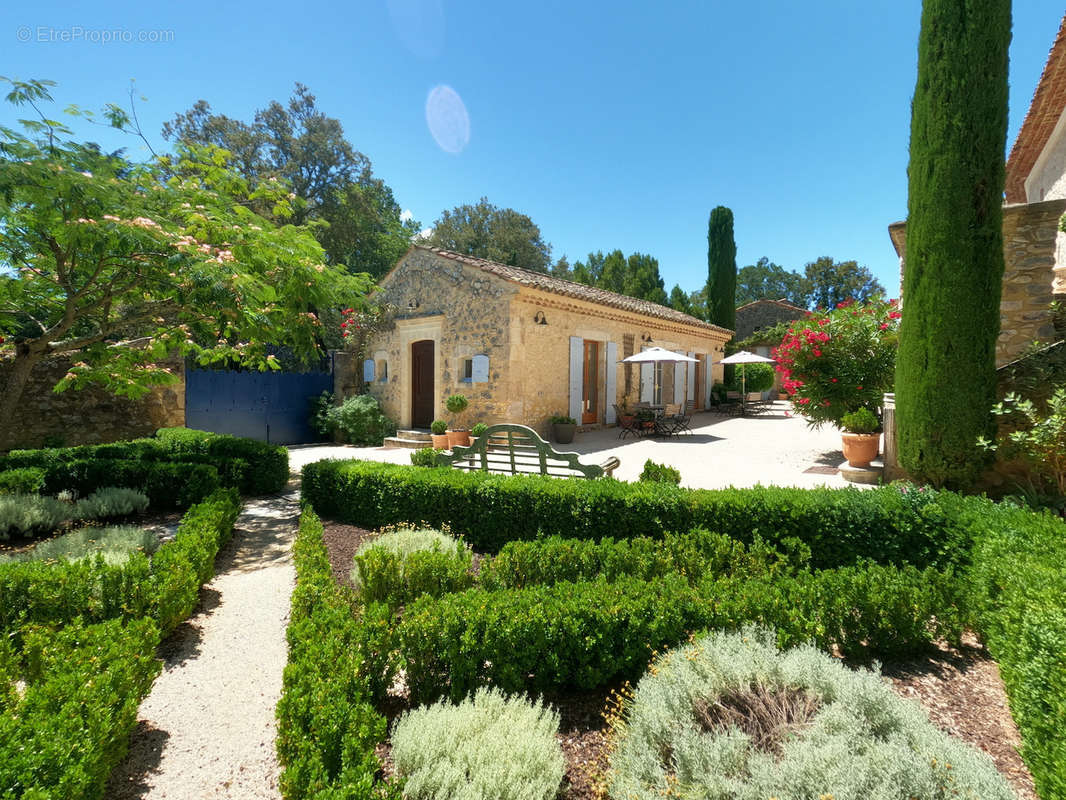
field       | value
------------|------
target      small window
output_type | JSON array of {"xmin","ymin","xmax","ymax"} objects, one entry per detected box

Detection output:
[
  {"xmin": 376, "ymin": 360, "xmax": 388, "ymax": 382},
  {"xmin": 461, "ymin": 358, "xmax": 473, "ymax": 382}
]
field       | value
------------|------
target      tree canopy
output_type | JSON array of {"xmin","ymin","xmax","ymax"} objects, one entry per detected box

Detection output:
[
  {"xmin": 163, "ymin": 84, "xmax": 419, "ymax": 278},
  {"xmin": 0, "ymin": 78, "xmax": 372, "ymax": 431},
  {"xmin": 736, "ymin": 257, "xmax": 809, "ymax": 307},
  {"xmin": 803, "ymin": 257, "xmax": 885, "ymax": 311},
  {"xmin": 425, "ymin": 197, "xmax": 552, "ymax": 272}
]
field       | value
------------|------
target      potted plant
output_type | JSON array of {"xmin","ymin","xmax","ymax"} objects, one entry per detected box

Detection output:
[
  {"xmin": 839, "ymin": 407, "xmax": 881, "ymax": 468},
  {"xmin": 550, "ymin": 413, "xmax": 577, "ymax": 444},
  {"xmin": 430, "ymin": 419, "xmax": 449, "ymax": 449},
  {"xmin": 445, "ymin": 394, "xmax": 471, "ymax": 448},
  {"xmin": 470, "ymin": 422, "xmax": 488, "ymax": 447}
]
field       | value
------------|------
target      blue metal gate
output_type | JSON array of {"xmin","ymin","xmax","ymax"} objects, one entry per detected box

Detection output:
[{"xmin": 185, "ymin": 369, "xmax": 333, "ymax": 444}]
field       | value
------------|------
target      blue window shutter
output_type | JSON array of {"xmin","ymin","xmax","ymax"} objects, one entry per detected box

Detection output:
[
  {"xmin": 363, "ymin": 359, "xmax": 375, "ymax": 383},
  {"xmin": 471, "ymin": 354, "xmax": 489, "ymax": 383},
  {"xmin": 605, "ymin": 341, "xmax": 618, "ymax": 423}
]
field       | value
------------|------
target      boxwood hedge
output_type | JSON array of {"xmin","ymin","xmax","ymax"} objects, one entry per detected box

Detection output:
[
  {"xmin": 1, "ymin": 426, "xmax": 288, "ymax": 504},
  {"xmin": 301, "ymin": 460, "xmax": 976, "ymax": 568}
]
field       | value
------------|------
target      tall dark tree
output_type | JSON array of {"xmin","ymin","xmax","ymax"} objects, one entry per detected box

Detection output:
[
  {"xmin": 572, "ymin": 251, "xmax": 606, "ymax": 286},
  {"xmin": 803, "ymin": 257, "xmax": 884, "ymax": 310},
  {"xmin": 549, "ymin": 255, "xmax": 573, "ymax": 280},
  {"xmin": 706, "ymin": 206, "xmax": 738, "ymax": 330},
  {"xmin": 163, "ymin": 85, "xmax": 419, "ymax": 278},
  {"xmin": 896, "ymin": 0, "xmax": 1011, "ymax": 488},
  {"xmin": 597, "ymin": 250, "xmax": 629, "ymax": 295},
  {"xmin": 426, "ymin": 197, "xmax": 552, "ymax": 272}
]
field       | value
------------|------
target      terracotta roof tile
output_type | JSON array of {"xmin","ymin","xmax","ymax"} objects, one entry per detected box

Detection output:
[
  {"xmin": 416, "ymin": 246, "xmax": 733, "ymax": 335},
  {"xmin": 1006, "ymin": 14, "xmax": 1066, "ymax": 203},
  {"xmin": 735, "ymin": 298, "xmax": 808, "ymax": 314}
]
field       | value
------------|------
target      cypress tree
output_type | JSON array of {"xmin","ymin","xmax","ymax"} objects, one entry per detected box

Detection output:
[
  {"xmin": 896, "ymin": 0, "xmax": 1011, "ymax": 488},
  {"xmin": 706, "ymin": 206, "xmax": 737, "ymax": 330}
]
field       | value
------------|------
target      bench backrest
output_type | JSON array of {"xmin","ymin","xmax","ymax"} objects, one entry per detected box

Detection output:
[{"xmin": 435, "ymin": 423, "xmax": 607, "ymax": 478}]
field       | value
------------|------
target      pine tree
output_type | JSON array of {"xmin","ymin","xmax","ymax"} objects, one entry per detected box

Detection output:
[
  {"xmin": 706, "ymin": 206, "xmax": 737, "ymax": 329},
  {"xmin": 896, "ymin": 0, "xmax": 1011, "ymax": 488}
]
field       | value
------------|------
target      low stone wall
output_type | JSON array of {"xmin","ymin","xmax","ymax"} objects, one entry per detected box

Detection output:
[
  {"xmin": 889, "ymin": 198, "xmax": 1066, "ymax": 366},
  {"xmin": 0, "ymin": 357, "xmax": 185, "ymax": 451}
]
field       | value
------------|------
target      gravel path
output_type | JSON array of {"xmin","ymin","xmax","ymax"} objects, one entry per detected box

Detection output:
[{"xmin": 107, "ymin": 488, "xmax": 299, "ymax": 800}]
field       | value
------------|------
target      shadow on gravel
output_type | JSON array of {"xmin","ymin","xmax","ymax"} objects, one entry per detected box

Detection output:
[{"xmin": 105, "ymin": 721, "xmax": 170, "ymax": 800}]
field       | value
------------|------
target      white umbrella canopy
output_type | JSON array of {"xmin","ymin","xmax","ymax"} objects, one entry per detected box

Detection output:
[
  {"xmin": 719, "ymin": 351, "xmax": 776, "ymax": 401},
  {"xmin": 620, "ymin": 346, "xmax": 698, "ymax": 363}
]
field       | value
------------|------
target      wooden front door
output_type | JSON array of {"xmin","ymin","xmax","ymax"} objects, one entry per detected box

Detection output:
[
  {"xmin": 411, "ymin": 340, "xmax": 434, "ymax": 429},
  {"xmin": 582, "ymin": 340, "xmax": 599, "ymax": 424}
]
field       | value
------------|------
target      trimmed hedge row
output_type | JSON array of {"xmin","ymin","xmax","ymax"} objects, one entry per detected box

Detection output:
[
  {"xmin": 0, "ymin": 488, "xmax": 241, "ymax": 800},
  {"xmin": 0, "ymin": 467, "xmax": 46, "ymax": 494},
  {"xmin": 275, "ymin": 508, "xmax": 399, "ymax": 800},
  {"xmin": 969, "ymin": 506, "xmax": 1066, "ymax": 800},
  {"xmin": 398, "ymin": 562, "xmax": 960, "ymax": 703},
  {"xmin": 0, "ymin": 488, "xmax": 241, "ymax": 635},
  {"xmin": 0, "ymin": 617, "xmax": 161, "ymax": 800},
  {"xmin": 1, "ymin": 426, "xmax": 288, "ymax": 502},
  {"xmin": 479, "ymin": 529, "xmax": 810, "ymax": 590},
  {"xmin": 301, "ymin": 461, "xmax": 974, "ymax": 568}
]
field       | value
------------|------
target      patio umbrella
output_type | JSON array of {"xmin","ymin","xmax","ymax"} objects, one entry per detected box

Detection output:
[
  {"xmin": 621, "ymin": 347, "xmax": 697, "ymax": 404},
  {"xmin": 719, "ymin": 350, "xmax": 775, "ymax": 400}
]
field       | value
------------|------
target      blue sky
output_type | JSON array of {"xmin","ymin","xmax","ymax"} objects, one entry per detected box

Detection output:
[{"xmin": 4, "ymin": 1, "xmax": 1064, "ymax": 299}]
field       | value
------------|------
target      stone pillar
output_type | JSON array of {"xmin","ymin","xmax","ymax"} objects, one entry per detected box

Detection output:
[{"xmin": 881, "ymin": 393, "xmax": 904, "ymax": 482}]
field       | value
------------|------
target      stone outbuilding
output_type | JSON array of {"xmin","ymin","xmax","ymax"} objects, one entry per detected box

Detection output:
[
  {"xmin": 349, "ymin": 246, "xmax": 733, "ymax": 434},
  {"xmin": 734, "ymin": 299, "xmax": 808, "ymax": 344},
  {"xmin": 889, "ymin": 13, "xmax": 1066, "ymax": 366}
]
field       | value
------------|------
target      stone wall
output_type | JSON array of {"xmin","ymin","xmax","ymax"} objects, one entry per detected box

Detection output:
[
  {"xmin": 0, "ymin": 356, "xmax": 185, "ymax": 451},
  {"xmin": 364, "ymin": 249, "xmax": 517, "ymax": 429},
  {"xmin": 735, "ymin": 300, "xmax": 807, "ymax": 342},
  {"xmin": 889, "ymin": 198, "xmax": 1066, "ymax": 366}
]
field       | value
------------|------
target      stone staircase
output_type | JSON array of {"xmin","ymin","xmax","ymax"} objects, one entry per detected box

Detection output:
[{"xmin": 383, "ymin": 429, "xmax": 433, "ymax": 450}]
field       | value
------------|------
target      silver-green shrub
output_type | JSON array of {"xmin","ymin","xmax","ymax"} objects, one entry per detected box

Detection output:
[
  {"xmin": 607, "ymin": 628, "xmax": 1015, "ymax": 800},
  {"xmin": 0, "ymin": 494, "xmax": 72, "ymax": 539},
  {"xmin": 391, "ymin": 687, "xmax": 564, "ymax": 800},
  {"xmin": 351, "ymin": 526, "xmax": 473, "ymax": 605},
  {"xmin": 74, "ymin": 487, "xmax": 150, "ymax": 521},
  {"xmin": 0, "ymin": 525, "xmax": 160, "ymax": 565}
]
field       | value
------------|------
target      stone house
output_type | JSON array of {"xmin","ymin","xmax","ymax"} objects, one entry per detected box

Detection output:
[
  {"xmin": 734, "ymin": 299, "xmax": 808, "ymax": 346},
  {"xmin": 889, "ymin": 13, "xmax": 1066, "ymax": 366},
  {"xmin": 348, "ymin": 246, "xmax": 733, "ymax": 434}
]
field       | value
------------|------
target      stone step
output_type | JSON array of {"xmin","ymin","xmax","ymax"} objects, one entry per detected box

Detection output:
[
  {"xmin": 839, "ymin": 458, "xmax": 884, "ymax": 486},
  {"xmin": 383, "ymin": 435, "xmax": 433, "ymax": 450},
  {"xmin": 395, "ymin": 429, "xmax": 432, "ymax": 441}
]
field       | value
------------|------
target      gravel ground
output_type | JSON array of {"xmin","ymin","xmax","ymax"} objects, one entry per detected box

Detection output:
[{"xmin": 107, "ymin": 490, "xmax": 299, "ymax": 800}]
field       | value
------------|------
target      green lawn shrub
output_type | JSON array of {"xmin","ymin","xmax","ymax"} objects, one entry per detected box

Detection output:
[
  {"xmin": 275, "ymin": 508, "xmax": 398, "ymax": 800},
  {"xmin": 0, "ymin": 467, "xmax": 46, "ymax": 494},
  {"xmin": 42, "ymin": 459, "xmax": 220, "ymax": 509},
  {"xmin": 73, "ymin": 487, "xmax": 150, "ymax": 520},
  {"xmin": 968, "ymin": 505, "xmax": 1066, "ymax": 799},
  {"xmin": 0, "ymin": 488, "xmax": 240, "ymax": 635},
  {"xmin": 391, "ymin": 687, "xmax": 564, "ymax": 800},
  {"xmin": 301, "ymin": 460, "xmax": 974, "ymax": 568},
  {"xmin": 638, "ymin": 459, "xmax": 681, "ymax": 485},
  {"xmin": 606, "ymin": 628, "xmax": 1014, "ymax": 800},
  {"xmin": 0, "ymin": 525, "xmax": 160, "ymax": 566},
  {"xmin": 352, "ymin": 527, "xmax": 473, "ymax": 607},
  {"xmin": 0, "ymin": 493, "xmax": 72, "ymax": 539},
  {"xmin": 1, "ymin": 427, "xmax": 288, "ymax": 501},
  {"xmin": 399, "ymin": 562, "xmax": 961, "ymax": 703},
  {"xmin": 0, "ymin": 617, "xmax": 162, "ymax": 800},
  {"xmin": 478, "ymin": 530, "xmax": 810, "ymax": 590}
]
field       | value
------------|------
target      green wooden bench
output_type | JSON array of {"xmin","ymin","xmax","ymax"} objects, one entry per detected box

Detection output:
[{"xmin": 435, "ymin": 423, "xmax": 620, "ymax": 478}]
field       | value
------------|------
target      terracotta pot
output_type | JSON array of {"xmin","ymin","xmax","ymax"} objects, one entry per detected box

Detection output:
[
  {"xmin": 841, "ymin": 432, "xmax": 881, "ymax": 468},
  {"xmin": 447, "ymin": 429, "xmax": 470, "ymax": 448},
  {"xmin": 430, "ymin": 433, "xmax": 449, "ymax": 449}
]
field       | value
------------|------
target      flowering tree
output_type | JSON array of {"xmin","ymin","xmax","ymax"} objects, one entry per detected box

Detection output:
[
  {"xmin": 772, "ymin": 298, "xmax": 900, "ymax": 428},
  {"xmin": 0, "ymin": 78, "xmax": 373, "ymax": 431}
]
